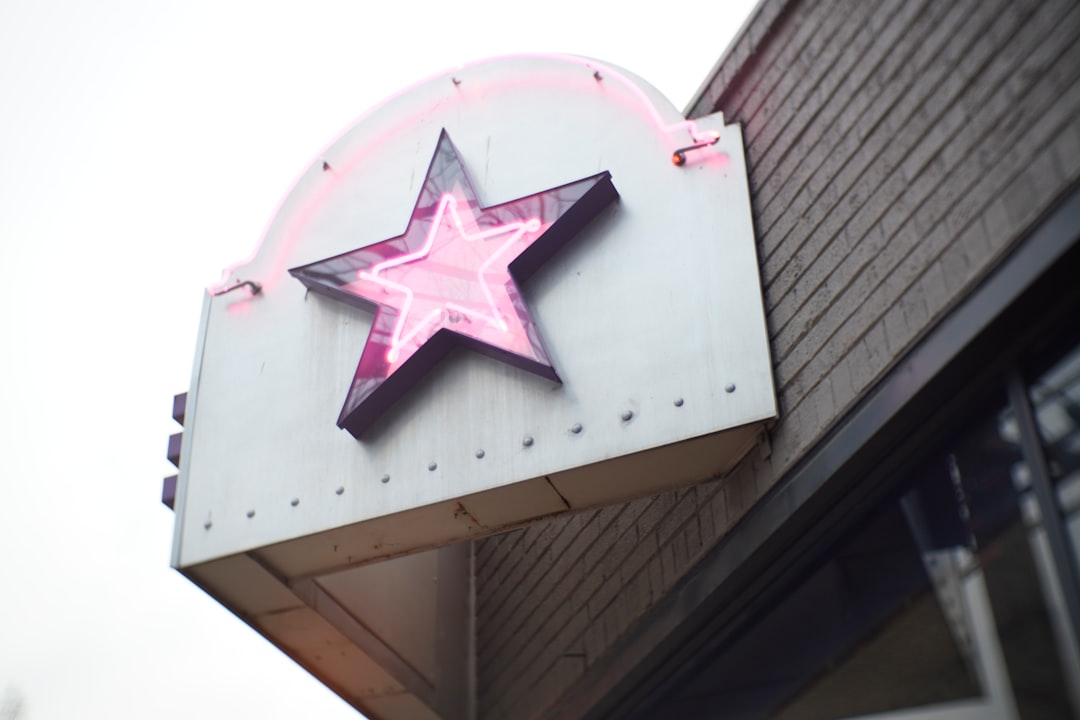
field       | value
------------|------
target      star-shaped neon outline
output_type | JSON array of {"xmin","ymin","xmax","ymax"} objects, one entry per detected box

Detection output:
[{"xmin": 361, "ymin": 194, "xmax": 542, "ymax": 363}]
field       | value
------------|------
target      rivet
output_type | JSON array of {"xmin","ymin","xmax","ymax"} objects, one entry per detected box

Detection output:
[
  {"xmin": 203, "ymin": 520, "xmax": 212, "ymax": 530},
  {"xmin": 246, "ymin": 509, "xmax": 255, "ymax": 518},
  {"xmin": 674, "ymin": 398, "xmax": 684, "ymax": 407},
  {"xmin": 621, "ymin": 410, "xmax": 634, "ymax": 422},
  {"xmin": 571, "ymin": 423, "xmax": 583, "ymax": 434},
  {"xmin": 290, "ymin": 498, "xmax": 300, "ymax": 507},
  {"xmin": 335, "ymin": 486, "xmax": 345, "ymax": 495},
  {"xmin": 522, "ymin": 435, "xmax": 534, "ymax": 447},
  {"xmin": 380, "ymin": 474, "xmax": 390, "ymax": 484},
  {"xmin": 428, "ymin": 461, "xmax": 438, "ymax": 471},
  {"xmin": 725, "ymin": 383, "xmax": 736, "ymax": 393},
  {"xmin": 475, "ymin": 449, "xmax": 485, "ymax": 459}
]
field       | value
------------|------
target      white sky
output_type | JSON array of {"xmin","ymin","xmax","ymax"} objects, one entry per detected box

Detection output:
[{"xmin": 0, "ymin": 1, "xmax": 756, "ymax": 717}]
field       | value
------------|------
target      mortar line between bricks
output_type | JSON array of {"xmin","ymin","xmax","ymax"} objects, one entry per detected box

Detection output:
[
  {"xmin": 738, "ymin": 0, "xmax": 855, "ymax": 155},
  {"xmin": 772, "ymin": 2, "xmax": 1080, "ymax": 390},
  {"xmin": 481, "ymin": 581, "xmax": 592, "ymax": 709},
  {"xmin": 482, "ymin": 562, "xmax": 656, "ymax": 715},
  {"xmin": 764, "ymin": 0, "xmax": 1052, "ymax": 352},
  {"xmin": 758, "ymin": 0, "xmax": 995, "ymax": 289},
  {"xmin": 481, "ymin": 491, "xmax": 703, "ymax": 704},
  {"xmin": 754, "ymin": 0, "xmax": 942, "ymax": 242},
  {"xmin": 475, "ymin": 557, "xmax": 518, "ymax": 617},
  {"xmin": 689, "ymin": 0, "xmax": 779, "ymax": 118},
  {"xmin": 756, "ymin": 0, "xmax": 968, "ymax": 280},
  {"xmin": 477, "ymin": 515, "xmax": 591, "ymax": 669},
  {"xmin": 756, "ymin": 0, "xmax": 950, "ymax": 262},
  {"xmin": 769, "ymin": 3, "xmax": 1078, "ymax": 359},
  {"xmin": 478, "ymin": 499, "xmax": 652, "ymax": 683},
  {"xmin": 479, "ymin": 566, "xmax": 584, "ymax": 698},
  {"xmin": 479, "ymin": 507, "xmax": 619, "ymax": 664},
  {"xmin": 741, "ymin": 0, "xmax": 875, "ymax": 187},
  {"xmin": 480, "ymin": 499, "xmax": 656, "ymax": 689},
  {"xmin": 719, "ymin": 0, "xmax": 826, "ymax": 117},
  {"xmin": 478, "ymin": 527, "xmax": 526, "ymax": 585},
  {"xmin": 726, "ymin": 0, "xmax": 845, "ymax": 143},
  {"xmin": 477, "ymin": 535, "xmax": 535, "ymax": 621},
  {"xmin": 479, "ymin": 513, "xmax": 581, "ymax": 617},
  {"xmin": 777, "ymin": 98, "xmax": 1080, "ymax": 425},
  {"xmin": 475, "ymin": 538, "xmax": 519, "ymax": 598},
  {"xmin": 778, "ymin": 108, "xmax": 1080, "ymax": 439},
  {"xmin": 478, "ymin": 515, "xmax": 588, "ymax": 657},
  {"xmin": 481, "ymin": 507, "xmax": 617, "ymax": 621},
  {"xmin": 750, "ymin": 0, "xmax": 914, "ymax": 233}
]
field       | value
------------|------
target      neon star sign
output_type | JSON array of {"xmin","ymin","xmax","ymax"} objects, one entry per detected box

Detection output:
[{"xmin": 290, "ymin": 130, "xmax": 618, "ymax": 438}]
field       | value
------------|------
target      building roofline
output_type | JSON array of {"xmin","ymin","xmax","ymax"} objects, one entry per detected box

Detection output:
[{"xmin": 684, "ymin": 0, "xmax": 789, "ymax": 119}]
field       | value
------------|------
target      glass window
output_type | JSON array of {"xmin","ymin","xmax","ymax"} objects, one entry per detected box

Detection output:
[
  {"xmin": 947, "ymin": 403, "xmax": 1076, "ymax": 718},
  {"xmin": 1030, "ymin": 341, "xmax": 1080, "ymax": 576},
  {"xmin": 639, "ymin": 393, "xmax": 1080, "ymax": 719},
  {"xmin": 644, "ymin": 472, "xmax": 986, "ymax": 719}
]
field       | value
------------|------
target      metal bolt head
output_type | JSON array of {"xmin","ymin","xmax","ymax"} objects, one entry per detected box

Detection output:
[
  {"xmin": 290, "ymin": 498, "xmax": 300, "ymax": 507},
  {"xmin": 475, "ymin": 449, "xmax": 485, "ymax": 459},
  {"xmin": 428, "ymin": 461, "xmax": 438, "ymax": 471},
  {"xmin": 522, "ymin": 435, "xmax": 534, "ymax": 447},
  {"xmin": 246, "ymin": 509, "xmax": 255, "ymax": 518},
  {"xmin": 380, "ymin": 474, "xmax": 390, "ymax": 484},
  {"xmin": 335, "ymin": 486, "xmax": 345, "ymax": 495},
  {"xmin": 674, "ymin": 398, "xmax": 684, "ymax": 407},
  {"xmin": 570, "ymin": 423, "xmax": 583, "ymax": 434},
  {"xmin": 203, "ymin": 520, "xmax": 212, "ymax": 530},
  {"xmin": 725, "ymin": 383, "xmax": 736, "ymax": 393},
  {"xmin": 621, "ymin": 410, "xmax": 634, "ymax": 422}
]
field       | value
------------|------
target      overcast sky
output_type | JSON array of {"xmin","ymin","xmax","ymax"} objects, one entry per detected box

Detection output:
[{"xmin": 0, "ymin": 1, "xmax": 756, "ymax": 717}]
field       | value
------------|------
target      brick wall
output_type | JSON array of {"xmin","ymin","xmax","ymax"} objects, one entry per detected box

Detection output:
[{"xmin": 475, "ymin": 1, "xmax": 1080, "ymax": 717}]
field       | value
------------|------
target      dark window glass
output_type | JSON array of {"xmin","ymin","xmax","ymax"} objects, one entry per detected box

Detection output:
[
  {"xmin": 947, "ymin": 404, "xmax": 1076, "ymax": 718},
  {"xmin": 1030, "ymin": 342, "xmax": 1080, "ymax": 575},
  {"xmin": 644, "ymin": 395, "xmax": 1080, "ymax": 719},
  {"xmin": 650, "ymin": 474, "xmax": 983, "ymax": 719}
]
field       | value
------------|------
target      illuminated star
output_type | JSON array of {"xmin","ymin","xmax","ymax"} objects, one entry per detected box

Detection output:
[{"xmin": 290, "ymin": 130, "xmax": 618, "ymax": 438}]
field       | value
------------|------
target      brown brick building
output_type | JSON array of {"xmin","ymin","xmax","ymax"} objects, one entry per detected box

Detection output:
[{"xmin": 474, "ymin": 0, "xmax": 1080, "ymax": 717}]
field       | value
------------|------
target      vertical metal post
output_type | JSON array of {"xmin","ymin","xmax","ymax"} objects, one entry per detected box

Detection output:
[{"xmin": 1006, "ymin": 368, "xmax": 1080, "ymax": 656}]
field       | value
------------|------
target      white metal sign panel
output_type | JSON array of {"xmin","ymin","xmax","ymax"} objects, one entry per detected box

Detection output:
[{"xmin": 172, "ymin": 55, "xmax": 775, "ymax": 571}]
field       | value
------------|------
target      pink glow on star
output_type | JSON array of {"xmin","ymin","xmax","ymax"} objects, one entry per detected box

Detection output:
[{"xmin": 356, "ymin": 192, "xmax": 545, "ymax": 364}]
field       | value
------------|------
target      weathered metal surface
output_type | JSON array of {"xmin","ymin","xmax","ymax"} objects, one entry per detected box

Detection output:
[{"xmin": 173, "ymin": 55, "xmax": 773, "ymax": 571}]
